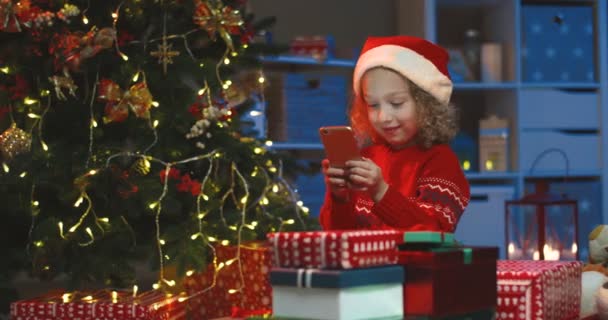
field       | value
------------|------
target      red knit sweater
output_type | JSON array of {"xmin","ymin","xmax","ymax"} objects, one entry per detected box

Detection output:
[{"xmin": 319, "ymin": 143, "xmax": 470, "ymax": 232}]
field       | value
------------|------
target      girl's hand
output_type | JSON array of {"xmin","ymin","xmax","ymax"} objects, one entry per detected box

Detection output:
[
  {"xmin": 321, "ymin": 159, "xmax": 350, "ymax": 202},
  {"xmin": 345, "ymin": 157, "xmax": 388, "ymax": 202}
]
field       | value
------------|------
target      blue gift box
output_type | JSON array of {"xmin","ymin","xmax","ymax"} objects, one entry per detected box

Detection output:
[
  {"xmin": 270, "ymin": 265, "xmax": 404, "ymax": 288},
  {"xmin": 521, "ymin": 4, "xmax": 595, "ymax": 82}
]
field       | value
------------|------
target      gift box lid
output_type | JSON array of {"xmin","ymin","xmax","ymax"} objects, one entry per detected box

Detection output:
[
  {"xmin": 269, "ymin": 265, "xmax": 404, "ymax": 288},
  {"xmin": 398, "ymin": 247, "xmax": 498, "ymax": 267},
  {"xmin": 398, "ymin": 231, "xmax": 456, "ymax": 251}
]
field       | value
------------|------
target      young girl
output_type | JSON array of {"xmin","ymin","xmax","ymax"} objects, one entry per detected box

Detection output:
[{"xmin": 319, "ymin": 35, "xmax": 470, "ymax": 232}]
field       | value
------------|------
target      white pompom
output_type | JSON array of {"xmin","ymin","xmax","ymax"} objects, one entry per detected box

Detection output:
[
  {"xmin": 591, "ymin": 272, "xmax": 608, "ymax": 319},
  {"xmin": 582, "ymin": 271, "xmax": 608, "ymax": 318}
]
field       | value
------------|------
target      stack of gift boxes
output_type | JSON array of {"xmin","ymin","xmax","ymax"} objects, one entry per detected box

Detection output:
[
  {"xmin": 8, "ymin": 231, "xmax": 584, "ymax": 320},
  {"xmin": 267, "ymin": 229, "xmax": 499, "ymax": 320}
]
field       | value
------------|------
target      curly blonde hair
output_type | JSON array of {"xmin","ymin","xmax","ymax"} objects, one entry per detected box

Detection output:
[{"xmin": 350, "ymin": 67, "xmax": 458, "ymax": 149}]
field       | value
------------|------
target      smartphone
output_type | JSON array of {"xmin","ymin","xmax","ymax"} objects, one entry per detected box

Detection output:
[{"xmin": 319, "ymin": 126, "xmax": 361, "ymax": 168}]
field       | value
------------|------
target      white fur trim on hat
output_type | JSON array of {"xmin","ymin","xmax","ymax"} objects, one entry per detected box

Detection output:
[{"xmin": 353, "ymin": 44, "xmax": 453, "ymax": 105}]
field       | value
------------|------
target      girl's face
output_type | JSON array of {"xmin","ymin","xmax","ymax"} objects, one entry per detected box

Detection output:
[{"xmin": 361, "ymin": 68, "xmax": 418, "ymax": 149}]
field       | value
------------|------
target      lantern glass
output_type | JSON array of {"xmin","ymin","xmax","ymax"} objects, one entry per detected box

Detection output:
[{"xmin": 506, "ymin": 200, "xmax": 578, "ymax": 261}]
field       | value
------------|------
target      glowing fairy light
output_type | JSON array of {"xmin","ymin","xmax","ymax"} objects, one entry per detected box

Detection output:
[
  {"xmin": 186, "ymin": 270, "xmax": 195, "ymax": 276},
  {"xmin": 82, "ymin": 15, "xmax": 89, "ymax": 24},
  {"xmin": 91, "ymin": 119, "xmax": 98, "ymax": 127},
  {"xmin": 19, "ymin": 172, "xmax": 27, "ymax": 178},
  {"xmin": 0, "ymin": 66, "xmax": 9, "ymax": 74},
  {"xmin": 27, "ymin": 113, "xmax": 40, "ymax": 118},
  {"xmin": 24, "ymin": 98, "xmax": 38, "ymax": 105},
  {"xmin": 153, "ymin": 120, "xmax": 159, "ymax": 128},
  {"xmin": 2, "ymin": 163, "xmax": 8, "ymax": 173},
  {"xmin": 74, "ymin": 196, "xmax": 84, "ymax": 207},
  {"xmin": 223, "ymin": 58, "xmax": 230, "ymax": 65},
  {"xmin": 152, "ymin": 101, "xmax": 160, "ymax": 107},
  {"xmin": 207, "ymin": 236, "xmax": 217, "ymax": 242},
  {"xmin": 132, "ymin": 72, "xmax": 140, "ymax": 82},
  {"xmin": 265, "ymin": 140, "xmax": 273, "ymax": 147},
  {"xmin": 41, "ymin": 141, "xmax": 49, "ymax": 151},
  {"xmin": 159, "ymin": 239, "xmax": 166, "ymax": 245},
  {"xmin": 258, "ymin": 76, "xmax": 265, "ymax": 84}
]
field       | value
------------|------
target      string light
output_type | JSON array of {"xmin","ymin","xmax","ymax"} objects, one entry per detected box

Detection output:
[
  {"xmin": 82, "ymin": 15, "xmax": 89, "ymax": 24},
  {"xmin": 0, "ymin": 66, "xmax": 9, "ymax": 74},
  {"xmin": 2, "ymin": 163, "xmax": 9, "ymax": 173},
  {"xmin": 265, "ymin": 140, "xmax": 273, "ymax": 147},
  {"xmin": 24, "ymin": 98, "xmax": 38, "ymax": 105}
]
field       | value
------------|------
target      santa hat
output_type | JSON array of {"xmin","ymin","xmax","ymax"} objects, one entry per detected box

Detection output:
[{"xmin": 353, "ymin": 36, "xmax": 453, "ymax": 105}]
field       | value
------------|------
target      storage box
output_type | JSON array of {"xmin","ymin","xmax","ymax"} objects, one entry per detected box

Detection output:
[
  {"xmin": 521, "ymin": 4, "xmax": 595, "ymax": 82},
  {"xmin": 496, "ymin": 260, "xmax": 582, "ymax": 320},
  {"xmin": 265, "ymin": 73, "xmax": 348, "ymax": 143},
  {"xmin": 456, "ymin": 186, "xmax": 515, "ymax": 259},
  {"xmin": 399, "ymin": 247, "xmax": 498, "ymax": 317},
  {"xmin": 267, "ymin": 230, "xmax": 404, "ymax": 269},
  {"xmin": 10, "ymin": 289, "xmax": 186, "ymax": 320},
  {"xmin": 519, "ymin": 130, "xmax": 599, "ymax": 172},
  {"xmin": 479, "ymin": 115, "xmax": 509, "ymax": 172},
  {"xmin": 270, "ymin": 265, "xmax": 404, "ymax": 320},
  {"xmin": 519, "ymin": 89, "xmax": 599, "ymax": 130}
]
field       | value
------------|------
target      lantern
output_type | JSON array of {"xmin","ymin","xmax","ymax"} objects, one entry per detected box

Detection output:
[{"xmin": 505, "ymin": 181, "xmax": 579, "ymax": 261}]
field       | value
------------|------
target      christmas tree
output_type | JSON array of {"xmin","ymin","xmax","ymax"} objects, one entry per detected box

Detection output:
[{"xmin": 0, "ymin": 0, "xmax": 317, "ymax": 306}]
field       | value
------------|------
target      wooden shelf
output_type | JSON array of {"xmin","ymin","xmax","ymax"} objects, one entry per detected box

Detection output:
[
  {"xmin": 453, "ymin": 82, "xmax": 518, "ymax": 90},
  {"xmin": 260, "ymin": 55, "xmax": 356, "ymax": 68},
  {"xmin": 269, "ymin": 142, "xmax": 324, "ymax": 150},
  {"xmin": 520, "ymin": 82, "xmax": 600, "ymax": 90}
]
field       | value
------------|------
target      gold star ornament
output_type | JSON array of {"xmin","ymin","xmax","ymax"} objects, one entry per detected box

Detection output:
[{"xmin": 150, "ymin": 36, "xmax": 180, "ymax": 75}]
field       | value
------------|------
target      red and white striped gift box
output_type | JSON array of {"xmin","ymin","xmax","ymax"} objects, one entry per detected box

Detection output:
[
  {"xmin": 267, "ymin": 230, "xmax": 404, "ymax": 269},
  {"xmin": 496, "ymin": 260, "xmax": 583, "ymax": 320}
]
